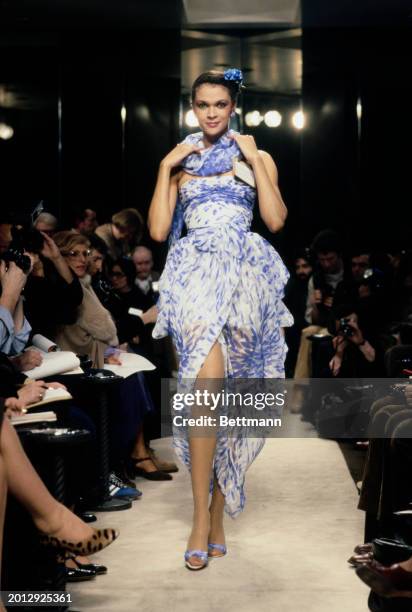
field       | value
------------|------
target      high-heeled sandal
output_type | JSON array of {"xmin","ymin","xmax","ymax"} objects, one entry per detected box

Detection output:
[
  {"xmin": 356, "ymin": 561, "xmax": 412, "ymax": 598},
  {"xmin": 184, "ymin": 549, "xmax": 208, "ymax": 571},
  {"xmin": 39, "ymin": 527, "xmax": 119, "ymax": 556},
  {"xmin": 208, "ymin": 543, "xmax": 227, "ymax": 558}
]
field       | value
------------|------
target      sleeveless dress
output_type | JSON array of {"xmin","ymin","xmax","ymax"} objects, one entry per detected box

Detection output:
[{"xmin": 152, "ymin": 172, "xmax": 293, "ymax": 517}]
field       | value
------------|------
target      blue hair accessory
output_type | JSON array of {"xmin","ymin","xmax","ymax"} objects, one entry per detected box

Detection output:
[{"xmin": 224, "ymin": 68, "xmax": 243, "ymax": 84}]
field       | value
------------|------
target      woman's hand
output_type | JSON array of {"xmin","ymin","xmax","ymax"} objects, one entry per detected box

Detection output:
[
  {"xmin": 161, "ymin": 143, "xmax": 202, "ymax": 170},
  {"xmin": 140, "ymin": 305, "xmax": 158, "ymax": 325},
  {"xmin": 229, "ymin": 133, "xmax": 260, "ymax": 165},
  {"xmin": 11, "ymin": 349, "xmax": 43, "ymax": 372},
  {"xmin": 5, "ymin": 396, "xmax": 27, "ymax": 418},
  {"xmin": 329, "ymin": 354, "xmax": 342, "ymax": 377},
  {"xmin": 46, "ymin": 381, "xmax": 67, "ymax": 390},
  {"xmin": 17, "ymin": 380, "xmax": 49, "ymax": 406},
  {"xmin": 40, "ymin": 232, "xmax": 62, "ymax": 261},
  {"xmin": 105, "ymin": 354, "xmax": 122, "ymax": 365}
]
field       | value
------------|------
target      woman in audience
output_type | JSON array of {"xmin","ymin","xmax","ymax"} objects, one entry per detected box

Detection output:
[
  {"xmin": 52, "ymin": 230, "xmax": 173, "ymax": 480},
  {"xmin": 0, "ymin": 393, "xmax": 118, "ymax": 602}
]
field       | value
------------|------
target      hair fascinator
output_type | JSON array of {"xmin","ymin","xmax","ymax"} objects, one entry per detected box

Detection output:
[{"xmin": 223, "ymin": 68, "xmax": 244, "ymax": 85}]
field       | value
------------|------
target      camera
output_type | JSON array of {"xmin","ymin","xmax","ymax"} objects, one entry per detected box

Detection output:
[
  {"xmin": 0, "ymin": 227, "xmax": 44, "ymax": 274},
  {"xmin": 339, "ymin": 317, "xmax": 354, "ymax": 338},
  {"xmin": 360, "ymin": 267, "xmax": 385, "ymax": 293}
]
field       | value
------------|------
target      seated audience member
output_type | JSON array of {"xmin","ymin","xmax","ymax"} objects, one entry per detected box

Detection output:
[
  {"xmin": 328, "ymin": 304, "xmax": 384, "ymax": 378},
  {"xmin": 0, "ymin": 391, "xmax": 118, "ymax": 598},
  {"xmin": 73, "ymin": 208, "xmax": 99, "ymax": 236},
  {"xmin": 88, "ymin": 234, "xmax": 107, "ymax": 279},
  {"xmin": 0, "ymin": 258, "xmax": 33, "ymax": 359},
  {"xmin": 132, "ymin": 246, "xmax": 159, "ymax": 298},
  {"xmin": 107, "ymin": 259, "xmax": 157, "ymax": 355},
  {"xmin": 53, "ymin": 231, "xmax": 175, "ymax": 479},
  {"xmin": 284, "ymin": 250, "xmax": 313, "ymax": 377},
  {"xmin": 294, "ymin": 230, "xmax": 347, "ymax": 379},
  {"xmin": 33, "ymin": 212, "xmax": 58, "ymax": 237},
  {"xmin": 24, "ymin": 231, "xmax": 84, "ymax": 341},
  {"xmin": 95, "ymin": 208, "xmax": 143, "ymax": 261}
]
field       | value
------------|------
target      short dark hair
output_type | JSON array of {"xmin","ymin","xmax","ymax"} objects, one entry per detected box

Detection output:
[
  {"xmin": 191, "ymin": 70, "xmax": 242, "ymax": 104},
  {"xmin": 311, "ymin": 229, "xmax": 343, "ymax": 256},
  {"xmin": 109, "ymin": 257, "xmax": 136, "ymax": 288}
]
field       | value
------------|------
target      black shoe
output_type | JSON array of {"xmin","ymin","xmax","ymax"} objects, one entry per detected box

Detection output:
[
  {"xmin": 79, "ymin": 512, "xmax": 97, "ymax": 523},
  {"xmin": 65, "ymin": 566, "xmax": 97, "ymax": 582},
  {"xmin": 67, "ymin": 554, "xmax": 107, "ymax": 575},
  {"xmin": 130, "ymin": 457, "xmax": 172, "ymax": 481}
]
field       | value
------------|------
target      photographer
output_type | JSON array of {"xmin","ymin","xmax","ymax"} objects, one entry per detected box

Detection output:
[
  {"xmin": 23, "ymin": 230, "xmax": 83, "ymax": 340},
  {"xmin": 329, "ymin": 305, "xmax": 383, "ymax": 378},
  {"xmin": 305, "ymin": 230, "xmax": 348, "ymax": 327},
  {"xmin": 0, "ymin": 258, "xmax": 32, "ymax": 358}
]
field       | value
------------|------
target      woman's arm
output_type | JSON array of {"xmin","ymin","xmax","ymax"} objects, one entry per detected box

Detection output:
[
  {"xmin": 148, "ymin": 142, "xmax": 202, "ymax": 242},
  {"xmin": 147, "ymin": 166, "xmax": 180, "ymax": 242},
  {"xmin": 40, "ymin": 232, "xmax": 74, "ymax": 284},
  {"xmin": 253, "ymin": 151, "xmax": 288, "ymax": 232},
  {"xmin": 230, "ymin": 134, "xmax": 287, "ymax": 233}
]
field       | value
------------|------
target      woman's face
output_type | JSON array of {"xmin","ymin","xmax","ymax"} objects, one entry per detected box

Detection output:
[
  {"xmin": 63, "ymin": 244, "xmax": 90, "ymax": 278},
  {"xmin": 193, "ymin": 84, "xmax": 234, "ymax": 141},
  {"xmin": 110, "ymin": 265, "xmax": 129, "ymax": 292}
]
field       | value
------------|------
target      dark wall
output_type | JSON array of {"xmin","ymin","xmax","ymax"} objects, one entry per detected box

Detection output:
[
  {"xmin": 301, "ymin": 26, "xmax": 412, "ymax": 251},
  {"xmin": 0, "ymin": 29, "xmax": 180, "ymax": 236}
]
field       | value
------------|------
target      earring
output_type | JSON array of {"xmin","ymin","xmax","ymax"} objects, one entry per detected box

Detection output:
[{"xmin": 231, "ymin": 111, "xmax": 236, "ymax": 118}]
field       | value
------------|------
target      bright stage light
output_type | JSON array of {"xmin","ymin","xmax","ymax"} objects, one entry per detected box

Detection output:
[
  {"xmin": 0, "ymin": 123, "xmax": 14, "ymax": 140},
  {"xmin": 292, "ymin": 111, "xmax": 305, "ymax": 130},
  {"xmin": 245, "ymin": 110, "xmax": 262, "ymax": 127},
  {"xmin": 264, "ymin": 110, "xmax": 282, "ymax": 128}
]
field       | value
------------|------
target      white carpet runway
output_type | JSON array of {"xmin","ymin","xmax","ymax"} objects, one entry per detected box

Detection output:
[{"xmin": 70, "ymin": 414, "xmax": 369, "ymax": 611}]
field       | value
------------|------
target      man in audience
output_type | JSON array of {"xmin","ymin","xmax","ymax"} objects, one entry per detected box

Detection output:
[
  {"xmin": 73, "ymin": 208, "xmax": 99, "ymax": 236},
  {"xmin": 95, "ymin": 208, "xmax": 143, "ymax": 261},
  {"xmin": 33, "ymin": 212, "xmax": 58, "ymax": 237},
  {"xmin": 132, "ymin": 246, "xmax": 159, "ymax": 298},
  {"xmin": 294, "ymin": 230, "xmax": 347, "ymax": 379}
]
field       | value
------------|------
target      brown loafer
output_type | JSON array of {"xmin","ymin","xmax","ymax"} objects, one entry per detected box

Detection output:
[{"xmin": 146, "ymin": 446, "xmax": 179, "ymax": 473}]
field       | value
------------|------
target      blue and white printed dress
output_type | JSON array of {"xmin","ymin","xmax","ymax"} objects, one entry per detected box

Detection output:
[{"xmin": 152, "ymin": 132, "xmax": 293, "ymax": 517}]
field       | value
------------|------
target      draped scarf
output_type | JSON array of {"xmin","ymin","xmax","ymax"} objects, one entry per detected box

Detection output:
[{"xmin": 169, "ymin": 129, "xmax": 242, "ymax": 248}]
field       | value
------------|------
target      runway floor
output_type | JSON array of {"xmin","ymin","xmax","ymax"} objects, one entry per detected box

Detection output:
[{"xmin": 70, "ymin": 413, "xmax": 369, "ymax": 611}]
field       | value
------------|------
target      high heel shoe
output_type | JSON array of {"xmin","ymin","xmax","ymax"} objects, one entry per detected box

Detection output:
[
  {"xmin": 184, "ymin": 550, "xmax": 208, "ymax": 571},
  {"xmin": 39, "ymin": 527, "xmax": 119, "ymax": 556},
  {"xmin": 356, "ymin": 561, "xmax": 412, "ymax": 598},
  {"xmin": 208, "ymin": 543, "xmax": 227, "ymax": 558}
]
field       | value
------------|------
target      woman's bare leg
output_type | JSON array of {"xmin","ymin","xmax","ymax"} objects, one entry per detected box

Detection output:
[
  {"xmin": 1, "ymin": 418, "xmax": 93, "ymax": 542},
  {"xmin": 208, "ymin": 475, "xmax": 226, "ymax": 555},
  {"xmin": 186, "ymin": 342, "xmax": 224, "ymax": 566}
]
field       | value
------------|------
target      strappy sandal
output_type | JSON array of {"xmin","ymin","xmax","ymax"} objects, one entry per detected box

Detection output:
[
  {"xmin": 208, "ymin": 543, "xmax": 227, "ymax": 558},
  {"xmin": 184, "ymin": 549, "xmax": 209, "ymax": 571}
]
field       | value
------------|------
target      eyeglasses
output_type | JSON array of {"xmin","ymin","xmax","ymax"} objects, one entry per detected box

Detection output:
[
  {"xmin": 110, "ymin": 271, "xmax": 126, "ymax": 278},
  {"xmin": 63, "ymin": 249, "xmax": 91, "ymax": 259}
]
